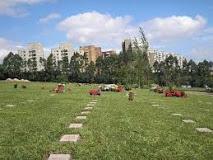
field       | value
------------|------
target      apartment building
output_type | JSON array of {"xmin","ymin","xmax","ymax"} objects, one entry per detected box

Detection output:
[
  {"xmin": 122, "ymin": 39, "xmax": 132, "ymax": 53},
  {"xmin": 51, "ymin": 43, "xmax": 74, "ymax": 66},
  {"xmin": 122, "ymin": 39, "xmax": 186, "ymax": 68},
  {"xmin": 79, "ymin": 45, "xmax": 101, "ymax": 63},
  {"xmin": 148, "ymin": 49, "xmax": 186, "ymax": 68},
  {"xmin": 18, "ymin": 43, "xmax": 44, "ymax": 71}
]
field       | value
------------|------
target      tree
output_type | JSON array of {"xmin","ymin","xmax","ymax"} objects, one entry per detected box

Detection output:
[
  {"xmin": 95, "ymin": 55, "xmax": 121, "ymax": 84},
  {"xmin": 61, "ymin": 49, "xmax": 69, "ymax": 74},
  {"xmin": 133, "ymin": 27, "xmax": 152, "ymax": 88},
  {"xmin": 46, "ymin": 53, "xmax": 57, "ymax": 81},
  {"xmin": 180, "ymin": 59, "xmax": 190, "ymax": 85},
  {"xmin": 197, "ymin": 60, "xmax": 211, "ymax": 87},
  {"xmin": 187, "ymin": 59, "xmax": 198, "ymax": 87},
  {"xmin": 0, "ymin": 64, "xmax": 5, "ymax": 80},
  {"xmin": 164, "ymin": 55, "xmax": 181, "ymax": 86},
  {"xmin": 3, "ymin": 52, "xmax": 23, "ymax": 78},
  {"xmin": 69, "ymin": 52, "xmax": 81, "ymax": 82},
  {"xmin": 84, "ymin": 61, "xmax": 96, "ymax": 83}
]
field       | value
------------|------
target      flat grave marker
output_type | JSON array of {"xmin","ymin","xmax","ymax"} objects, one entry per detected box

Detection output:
[
  {"xmin": 69, "ymin": 123, "xmax": 83, "ymax": 128},
  {"xmin": 81, "ymin": 111, "xmax": 91, "ymax": 115},
  {"xmin": 76, "ymin": 116, "xmax": 87, "ymax": 120},
  {"xmin": 172, "ymin": 113, "xmax": 182, "ymax": 116},
  {"xmin": 48, "ymin": 154, "xmax": 71, "ymax": 160},
  {"xmin": 152, "ymin": 104, "xmax": 160, "ymax": 107},
  {"xmin": 60, "ymin": 134, "xmax": 80, "ymax": 142},
  {"xmin": 89, "ymin": 102, "xmax": 96, "ymax": 104},
  {"xmin": 84, "ymin": 107, "xmax": 93, "ymax": 110},
  {"xmin": 6, "ymin": 104, "xmax": 15, "ymax": 107},
  {"xmin": 183, "ymin": 119, "xmax": 195, "ymax": 123},
  {"xmin": 196, "ymin": 128, "xmax": 213, "ymax": 133}
]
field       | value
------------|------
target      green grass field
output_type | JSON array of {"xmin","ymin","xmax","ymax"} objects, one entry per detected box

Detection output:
[{"xmin": 0, "ymin": 81, "xmax": 212, "ymax": 160}]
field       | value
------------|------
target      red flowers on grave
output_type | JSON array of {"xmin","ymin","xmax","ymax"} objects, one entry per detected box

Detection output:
[
  {"xmin": 89, "ymin": 89, "xmax": 101, "ymax": 96},
  {"xmin": 115, "ymin": 85, "xmax": 124, "ymax": 92},
  {"xmin": 165, "ymin": 87, "xmax": 186, "ymax": 97}
]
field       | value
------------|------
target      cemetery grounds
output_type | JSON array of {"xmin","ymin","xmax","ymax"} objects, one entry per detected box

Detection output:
[{"xmin": 0, "ymin": 81, "xmax": 212, "ymax": 160}]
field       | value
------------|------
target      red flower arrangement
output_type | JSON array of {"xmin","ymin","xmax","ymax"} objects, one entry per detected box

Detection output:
[{"xmin": 89, "ymin": 89, "xmax": 101, "ymax": 96}]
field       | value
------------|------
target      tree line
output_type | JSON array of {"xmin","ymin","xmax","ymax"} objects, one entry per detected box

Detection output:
[
  {"xmin": 0, "ymin": 29, "xmax": 212, "ymax": 88},
  {"xmin": 1, "ymin": 48, "xmax": 212, "ymax": 88}
]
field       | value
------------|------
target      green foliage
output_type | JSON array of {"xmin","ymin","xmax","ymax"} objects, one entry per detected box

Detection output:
[
  {"xmin": 21, "ymin": 85, "xmax": 27, "ymax": 89},
  {"xmin": 124, "ymin": 84, "xmax": 132, "ymax": 91},
  {"xmin": 152, "ymin": 56, "xmax": 213, "ymax": 88},
  {"xmin": 84, "ymin": 61, "xmax": 96, "ymax": 83},
  {"xmin": 69, "ymin": 52, "xmax": 82, "ymax": 82},
  {"xmin": 0, "ymin": 28, "xmax": 212, "ymax": 88},
  {"xmin": 55, "ymin": 74, "xmax": 68, "ymax": 83},
  {"xmin": 0, "ymin": 64, "xmax": 5, "ymax": 79},
  {"xmin": 14, "ymin": 84, "xmax": 18, "ymax": 88},
  {"xmin": 3, "ymin": 52, "xmax": 23, "ymax": 78},
  {"xmin": 132, "ymin": 27, "xmax": 152, "ymax": 88}
]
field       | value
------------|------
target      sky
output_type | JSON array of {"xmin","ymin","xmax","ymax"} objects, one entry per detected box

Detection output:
[{"xmin": 0, "ymin": 0, "xmax": 213, "ymax": 62}]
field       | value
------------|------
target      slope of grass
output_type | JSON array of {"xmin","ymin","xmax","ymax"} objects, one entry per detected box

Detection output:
[{"xmin": 0, "ymin": 82, "xmax": 212, "ymax": 160}]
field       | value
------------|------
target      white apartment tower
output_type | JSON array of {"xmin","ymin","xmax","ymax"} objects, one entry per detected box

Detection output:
[
  {"xmin": 51, "ymin": 43, "xmax": 74, "ymax": 66},
  {"xmin": 18, "ymin": 43, "xmax": 44, "ymax": 71},
  {"xmin": 148, "ymin": 48, "xmax": 186, "ymax": 68}
]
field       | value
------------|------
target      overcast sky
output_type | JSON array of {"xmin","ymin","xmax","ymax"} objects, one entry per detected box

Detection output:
[{"xmin": 0, "ymin": 0, "xmax": 213, "ymax": 62}]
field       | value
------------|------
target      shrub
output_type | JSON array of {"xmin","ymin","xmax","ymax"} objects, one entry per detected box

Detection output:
[
  {"xmin": 14, "ymin": 84, "xmax": 18, "ymax": 88},
  {"xmin": 132, "ymin": 84, "xmax": 139, "ymax": 88},
  {"xmin": 124, "ymin": 85, "xmax": 132, "ymax": 91},
  {"xmin": 22, "ymin": 85, "xmax": 27, "ymax": 89}
]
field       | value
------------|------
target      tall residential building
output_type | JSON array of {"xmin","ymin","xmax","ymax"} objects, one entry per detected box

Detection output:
[
  {"xmin": 148, "ymin": 48, "xmax": 186, "ymax": 68},
  {"xmin": 18, "ymin": 43, "xmax": 44, "ymax": 71},
  {"xmin": 51, "ymin": 43, "xmax": 74, "ymax": 66},
  {"xmin": 79, "ymin": 45, "xmax": 101, "ymax": 63},
  {"xmin": 122, "ymin": 39, "xmax": 132, "ymax": 53},
  {"xmin": 121, "ymin": 39, "xmax": 186, "ymax": 68}
]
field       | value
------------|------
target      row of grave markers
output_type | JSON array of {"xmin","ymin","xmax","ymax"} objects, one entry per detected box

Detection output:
[
  {"xmin": 47, "ymin": 99, "xmax": 98, "ymax": 160},
  {"xmin": 151, "ymin": 102, "xmax": 213, "ymax": 133}
]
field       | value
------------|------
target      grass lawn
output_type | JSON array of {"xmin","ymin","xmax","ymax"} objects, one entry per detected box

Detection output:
[{"xmin": 0, "ymin": 81, "xmax": 212, "ymax": 160}]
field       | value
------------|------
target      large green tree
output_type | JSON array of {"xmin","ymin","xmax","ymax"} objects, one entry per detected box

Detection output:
[
  {"xmin": 3, "ymin": 52, "xmax": 23, "ymax": 78},
  {"xmin": 133, "ymin": 27, "xmax": 152, "ymax": 88},
  {"xmin": 69, "ymin": 52, "xmax": 82, "ymax": 82}
]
